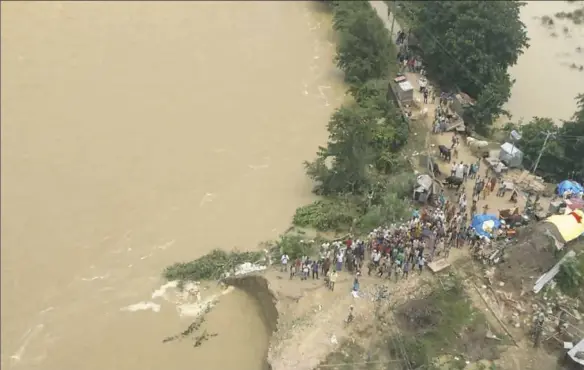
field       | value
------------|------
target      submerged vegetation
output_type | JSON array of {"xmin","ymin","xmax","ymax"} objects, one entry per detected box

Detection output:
[{"xmin": 163, "ymin": 249, "xmax": 264, "ymax": 282}]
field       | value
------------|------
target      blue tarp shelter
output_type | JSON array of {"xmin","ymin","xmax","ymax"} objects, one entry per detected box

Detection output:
[
  {"xmin": 471, "ymin": 214, "xmax": 502, "ymax": 238},
  {"xmin": 557, "ymin": 180, "xmax": 584, "ymax": 196}
]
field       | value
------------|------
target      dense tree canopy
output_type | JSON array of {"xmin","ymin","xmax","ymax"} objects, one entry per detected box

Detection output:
[
  {"xmin": 295, "ymin": 1, "xmax": 413, "ymax": 231},
  {"xmin": 409, "ymin": 1, "xmax": 529, "ymax": 96},
  {"xmin": 402, "ymin": 1, "xmax": 529, "ymax": 129},
  {"xmin": 512, "ymin": 95, "xmax": 584, "ymax": 182},
  {"xmin": 332, "ymin": 1, "xmax": 392, "ymax": 85}
]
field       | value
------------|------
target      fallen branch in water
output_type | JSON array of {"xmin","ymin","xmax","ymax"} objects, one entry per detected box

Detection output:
[{"xmin": 162, "ymin": 306, "xmax": 217, "ymax": 348}]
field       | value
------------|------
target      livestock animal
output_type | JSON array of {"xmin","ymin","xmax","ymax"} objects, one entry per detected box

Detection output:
[
  {"xmin": 466, "ymin": 136, "xmax": 478, "ymax": 146},
  {"xmin": 469, "ymin": 140, "xmax": 489, "ymax": 150},
  {"xmin": 438, "ymin": 145, "xmax": 451, "ymax": 162},
  {"xmin": 444, "ymin": 176, "xmax": 463, "ymax": 190}
]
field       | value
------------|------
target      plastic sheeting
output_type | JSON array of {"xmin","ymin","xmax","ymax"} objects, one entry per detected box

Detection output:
[
  {"xmin": 471, "ymin": 214, "xmax": 502, "ymax": 238},
  {"xmin": 556, "ymin": 180, "xmax": 584, "ymax": 196},
  {"xmin": 546, "ymin": 209, "xmax": 584, "ymax": 243}
]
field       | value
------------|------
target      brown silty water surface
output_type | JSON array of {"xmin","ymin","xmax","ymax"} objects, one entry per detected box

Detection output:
[
  {"xmin": 0, "ymin": 2, "xmax": 344, "ymax": 370},
  {"xmin": 506, "ymin": 1, "xmax": 584, "ymax": 123}
]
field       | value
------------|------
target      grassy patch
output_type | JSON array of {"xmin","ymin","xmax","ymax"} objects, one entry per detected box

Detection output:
[
  {"xmin": 316, "ymin": 339, "xmax": 383, "ymax": 370},
  {"xmin": 163, "ymin": 249, "xmax": 265, "ymax": 283},
  {"xmin": 389, "ymin": 275, "xmax": 501, "ymax": 368}
]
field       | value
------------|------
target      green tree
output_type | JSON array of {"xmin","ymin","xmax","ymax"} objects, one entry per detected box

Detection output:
[
  {"xmin": 410, "ymin": 1, "xmax": 529, "ymax": 96},
  {"xmin": 334, "ymin": 3, "xmax": 392, "ymax": 85},
  {"xmin": 561, "ymin": 94, "xmax": 584, "ymax": 181},
  {"xmin": 517, "ymin": 117, "xmax": 565, "ymax": 179},
  {"xmin": 330, "ymin": 1, "xmax": 371, "ymax": 31},
  {"xmin": 404, "ymin": 1, "xmax": 529, "ymax": 129},
  {"xmin": 349, "ymin": 79, "xmax": 409, "ymax": 169},
  {"xmin": 464, "ymin": 69, "xmax": 513, "ymax": 134},
  {"xmin": 305, "ymin": 104, "xmax": 377, "ymax": 195},
  {"xmin": 512, "ymin": 94, "xmax": 584, "ymax": 182}
]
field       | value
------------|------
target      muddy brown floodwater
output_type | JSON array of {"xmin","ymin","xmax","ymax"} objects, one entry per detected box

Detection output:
[
  {"xmin": 0, "ymin": 2, "xmax": 344, "ymax": 370},
  {"xmin": 506, "ymin": 1, "xmax": 584, "ymax": 123}
]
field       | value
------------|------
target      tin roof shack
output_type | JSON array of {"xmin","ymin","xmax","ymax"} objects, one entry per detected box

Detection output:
[
  {"xmin": 413, "ymin": 174, "xmax": 435, "ymax": 203},
  {"xmin": 566, "ymin": 338, "xmax": 584, "ymax": 369},
  {"xmin": 397, "ymin": 80, "xmax": 414, "ymax": 104},
  {"xmin": 499, "ymin": 142, "xmax": 524, "ymax": 168}
]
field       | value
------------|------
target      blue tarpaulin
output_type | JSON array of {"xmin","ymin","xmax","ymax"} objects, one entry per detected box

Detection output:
[
  {"xmin": 471, "ymin": 214, "xmax": 502, "ymax": 238},
  {"xmin": 557, "ymin": 180, "xmax": 584, "ymax": 196}
]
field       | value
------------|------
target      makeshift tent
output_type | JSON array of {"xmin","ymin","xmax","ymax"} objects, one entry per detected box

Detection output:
[
  {"xmin": 397, "ymin": 81, "xmax": 414, "ymax": 103},
  {"xmin": 413, "ymin": 174, "xmax": 434, "ymax": 202},
  {"xmin": 545, "ymin": 209, "xmax": 584, "ymax": 243},
  {"xmin": 471, "ymin": 214, "xmax": 502, "ymax": 239},
  {"xmin": 556, "ymin": 180, "xmax": 584, "ymax": 196},
  {"xmin": 499, "ymin": 142, "xmax": 523, "ymax": 168}
]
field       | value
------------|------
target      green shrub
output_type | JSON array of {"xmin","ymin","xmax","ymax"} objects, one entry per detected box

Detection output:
[
  {"xmin": 275, "ymin": 234, "xmax": 316, "ymax": 259},
  {"xmin": 556, "ymin": 254, "xmax": 584, "ymax": 297},
  {"xmin": 293, "ymin": 198, "xmax": 361, "ymax": 231}
]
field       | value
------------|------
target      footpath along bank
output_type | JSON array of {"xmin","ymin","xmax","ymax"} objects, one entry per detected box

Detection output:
[{"xmin": 161, "ymin": 2, "xmax": 584, "ymax": 370}]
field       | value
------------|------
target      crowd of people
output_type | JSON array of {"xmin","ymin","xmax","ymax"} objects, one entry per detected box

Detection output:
[{"xmin": 279, "ymin": 201, "xmax": 488, "ymax": 291}]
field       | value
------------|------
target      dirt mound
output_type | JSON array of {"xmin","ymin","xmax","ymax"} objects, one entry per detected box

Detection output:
[
  {"xmin": 394, "ymin": 278, "xmax": 501, "ymax": 364},
  {"xmin": 495, "ymin": 223, "xmax": 561, "ymax": 293}
]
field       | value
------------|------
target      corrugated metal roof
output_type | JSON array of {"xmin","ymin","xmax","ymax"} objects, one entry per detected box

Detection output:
[
  {"xmin": 567, "ymin": 338, "xmax": 584, "ymax": 365},
  {"xmin": 500, "ymin": 142, "xmax": 522, "ymax": 156}
]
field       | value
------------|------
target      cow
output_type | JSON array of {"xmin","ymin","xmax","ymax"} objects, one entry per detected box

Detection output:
[
  {"xmin": 438, "ymin": 145, "xmax": 451, "ymax": 162},
  {"xmin": 466, "ymin": 136, "xmax": 478, "ymax": 146},
  {"xmin": 469, "ymin": 140, "xmax": 489, "ymax": 150},
  {"xmin": 444, "ymin": 176, "xmax": 463, "ymax": 190}
]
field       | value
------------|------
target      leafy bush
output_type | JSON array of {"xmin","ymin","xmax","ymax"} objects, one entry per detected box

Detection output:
[
  {"xmin": 386, "ymin": 172, "xmax": 416, "ymax": 199},
  {"xmin": 275, "ymin": 234, "xmax": 316, "ymax": 259},
  {"xmin": 358, "ymin": 192, "xmax": 411, "ymax": 231},
  {"xmin": 163, "ymin": 249, "xmax": 264, "ymax": 282},
  {"xmin": 556, "ymin": 254, "xmax": 584, "ymax": 297},
  {"xmin": 293, "ymin": 198, "xmax": 362, "ymax": 231}
]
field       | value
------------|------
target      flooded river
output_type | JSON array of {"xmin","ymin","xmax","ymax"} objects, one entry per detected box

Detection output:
[
  {"xmin": 0, "ymin": 2, "xmax": 343, "ymax": 370},
  {"xmin": 506, "ymin": 1, "xmax": 584, "ymax": 123}
]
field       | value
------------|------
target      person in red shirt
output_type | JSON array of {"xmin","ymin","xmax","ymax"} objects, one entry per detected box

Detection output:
[{"xmin": 346, "ymin": 238, "xmax": 353, "ymax": 250}]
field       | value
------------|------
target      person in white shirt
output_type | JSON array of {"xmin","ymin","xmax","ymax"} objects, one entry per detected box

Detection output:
[
  {"xmin": 336, "ymin": 252, "xmax": 344, "ymax": 271},
  {"xmin": 281, "ymin": 254, "xmax": 289, "ymax": 272},
  {"xmin": 455, "ymin": 163, "xmax": 464, "ymax": 178}
]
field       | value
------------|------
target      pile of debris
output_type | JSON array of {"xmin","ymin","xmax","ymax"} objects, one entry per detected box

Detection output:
[{"xmin": 494, "ymin": 223, "xmax": 561, "ymax": 293}]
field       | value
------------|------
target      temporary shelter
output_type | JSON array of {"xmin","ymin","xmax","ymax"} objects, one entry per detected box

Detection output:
[
  {"xmin": 567, "ymin": 338, "xmax": 584, "ymax": 367},
  {"xmin": 397, "ymin": 81, "xmax": 414, "ymax": 103},
  {"xmin": 545, "ymin": 209, "xmax": 584, "ymax": 244},
  {"xmin": 499, "ymin": 142, "xmax": 523, "ymax": 168},
  {"xmin": 557, "ymin": 180, "xmax": 584, "ymax": 197},
  {"xmin": 471, "ymin": 214, "xmax": 502, "ymax": 239},
  {"xmin": 413, "ymin": 174, "xmax": 434, "ymax": 203}
]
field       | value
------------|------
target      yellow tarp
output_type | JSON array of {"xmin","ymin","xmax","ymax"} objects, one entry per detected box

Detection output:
[{"xmin": 546, "ymin": 209, "xmax": 584, "ymax": 243}]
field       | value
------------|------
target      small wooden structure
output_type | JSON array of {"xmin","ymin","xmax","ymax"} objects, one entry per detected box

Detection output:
[{"xmin": 427, "ymin": 258, "xmax": 451, "ymax": 273}]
